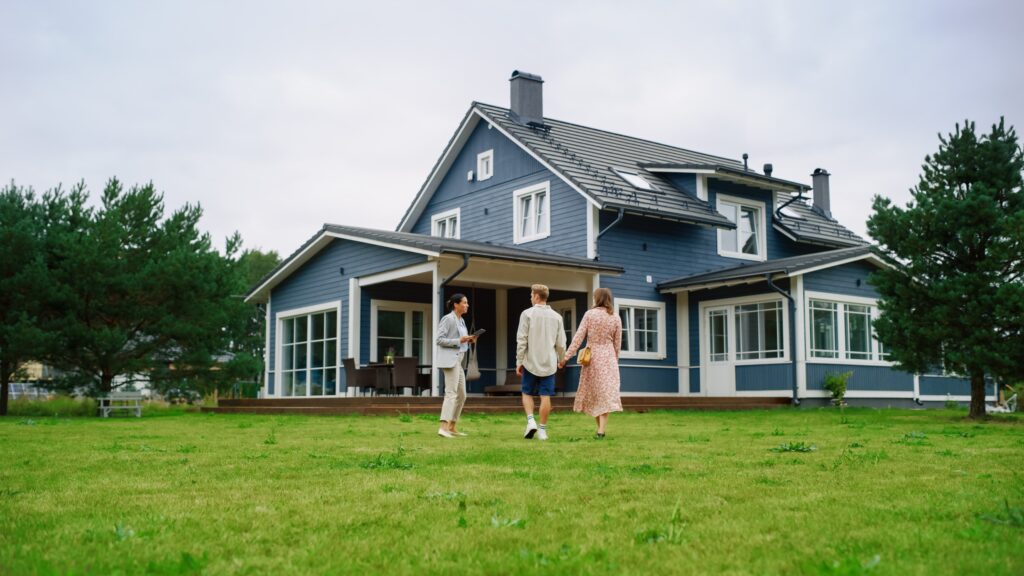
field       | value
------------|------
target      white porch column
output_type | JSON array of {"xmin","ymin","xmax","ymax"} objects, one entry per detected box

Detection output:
[
  {"xmin": 793, "ymin": 275, "xmax": 806, "ymax": 398},
  {"xmin": 431, "ymin": 262, "xmax": 441, "ymax": 396},
  {"xmin": 263, "ymin": 294, "xmax": 272, "ymax": 398},
  {"xmin": 347, "ymin": 278, "xmax": 360, "ymax": 397},
  {"xmin": 496, "ymin": 288, "xmax": 508, "ymax": 385},
  {"xmin": 676, "ymin": 292, "xmax": 689, "ymax": 395}
]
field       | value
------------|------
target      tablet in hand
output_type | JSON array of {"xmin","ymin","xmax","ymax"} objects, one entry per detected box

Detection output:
[{"xmin": 472, "ymin": 328, "xmax": 486, "ymax": 338}]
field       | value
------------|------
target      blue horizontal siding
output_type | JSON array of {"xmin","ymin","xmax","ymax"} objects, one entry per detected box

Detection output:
[
  {"xmin": 803, "ymin": 261, "xmax": 881, "ymax": 299},
  {"xmin": 269, "ymin": 240, "xmax": 426, "ymax": 393},
  {"xmin": 919, "ymin": 375, "xmax": 985, "ymax": 396},
  {"xmin": 620, "ymin": 367, "xmax": 679, "ymax": 393},
  {"xmin": 736, "ymin": 364, "xmax": 793, "ymax": 391},
  {"xmin": 410, "ymin": 122, "xmax": 589, "ymax": 258},
  {"xmin": 806, "ymin": 363, "xmax": 913, "ymax": 392}
]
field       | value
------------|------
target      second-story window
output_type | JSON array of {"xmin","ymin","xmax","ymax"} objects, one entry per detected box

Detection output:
[
  {"xmin": 513, "ymin": 182, "xmax": 550, "ymax": 244},
  {"xmin": 717, "ymin": 194, "xmax": 766, "ymax": 261},
  {"xmin": 477, "ymin": 149, "xmax": 494, "ymax": 181},
  {"xmin": 431, "ymin": 208, "xmax": 460, "ymax": 239}
]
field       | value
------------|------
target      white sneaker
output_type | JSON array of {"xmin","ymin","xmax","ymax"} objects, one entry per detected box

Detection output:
[
  {"xmin": 538, "ymin": 428, "xmax": 548, "ymax": 441},
  {"xmin": 438, "ymin": 428, "xmax": 455, "ymax": 438},
  {"xmin": 524, "ymin": 419, "xmax": 538, "ymax": 439}
]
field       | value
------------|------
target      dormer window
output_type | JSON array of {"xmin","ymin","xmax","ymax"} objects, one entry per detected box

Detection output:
[
  {"xmin": 431, "ymin": 208, "xmax": 460, "ymax": 239},
  {"xmin": 513, "ymin": 182, "xmax": 550, "ymax": 244},
  {"xmin": 613, "ymin": 168, "xmax": 655, "ymax": 191},
  {"xmin": 717, "ymin": 194, "xmax": 766, "ymax": 261},
  {"xmin": 477, "ymin": 150, "xmax": 494, "ymax": 181}
]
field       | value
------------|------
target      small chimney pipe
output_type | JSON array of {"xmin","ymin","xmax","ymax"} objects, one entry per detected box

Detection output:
[
  {"xmin": 509, "ymin": 70, "xmax": 544, "ymax": 126},
  {"xmin": 811, "ymin": 168, "xmax": 832, "ymax": 219},
  {"xmin": 763, "ymin": 163, "xmax": 773, "ymax": 177}
]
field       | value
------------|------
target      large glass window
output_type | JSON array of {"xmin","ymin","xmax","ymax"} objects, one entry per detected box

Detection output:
[
  {"xmin": 809, "ymin": 300, "xmax": 839, "ymax": 358},
  {"xmin": 735, "ymin": 301, "xmax": 783, "ymax": 360},
  {"xmin": 513, "ymin": 182, "xmax": 551, "ymax": 243},
  {"xmin": 717, "ymin": 196, "xmax": 764, "ymax": 260},
  {"xmin": 370, "ymin": 301, "xmax": 431, "ymax": 363},
  {"xmin": 618, "ymin": 299, "xmax": 666, "ymax": 359},
  {"xmin": 280, "ymin": 309, "xmax": 338, "ymax": 397},
  {"xmin": 808, "ymin": 298, "xmax": 888, "ymax": 362}
]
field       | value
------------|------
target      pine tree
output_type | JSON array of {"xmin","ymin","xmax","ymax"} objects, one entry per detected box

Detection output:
[{"xmin": 867, "ymin": 119, "xmax": 1024, "ymax": 419}]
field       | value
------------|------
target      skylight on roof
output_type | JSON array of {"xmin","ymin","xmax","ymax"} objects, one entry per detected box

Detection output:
[{"xmin": 613, "ymin": 169, "xmax": 656, "ymax": 191}]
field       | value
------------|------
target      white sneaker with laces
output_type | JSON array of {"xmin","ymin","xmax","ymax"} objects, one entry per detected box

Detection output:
[
  {"xmin": 438, "ymin": 428, "xmax": 455, "ymax": 438},
  {"xmin": 537, "ymin": 428, "xmax": 548, "ymax": 441},
  {"xmin": 524, "ymin": 419, "xmax": 538, "ymax": 439}
]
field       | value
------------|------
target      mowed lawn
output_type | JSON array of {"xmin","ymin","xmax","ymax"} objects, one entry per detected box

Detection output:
[{"xmin": 1, "ymin": 407, "xmax": 1021, "ymax": 575}]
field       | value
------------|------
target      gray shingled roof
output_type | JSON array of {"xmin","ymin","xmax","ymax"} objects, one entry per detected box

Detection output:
[
  {"xmin": 657, "ymin": 245, "xmax": 877, "ymax": 292},
  {"xmin": 774, "ymin": 197, "xmax": 867, "ymax": 247},
  {"xmin": 473, "ymin": 102, "xmax": 737, "ymax": 227},
  {"xmin": 245, "ymin": 224, "xmax": 624, "ymax": 302}
]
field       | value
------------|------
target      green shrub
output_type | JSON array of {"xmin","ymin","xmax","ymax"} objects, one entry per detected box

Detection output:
[
  {"xmin": 7, "ymin": 395, "xmax": 97, "ymax": 417},
  {"xmin": 823, "ymin": 371, "xmax": 853, "ymax": 406}
]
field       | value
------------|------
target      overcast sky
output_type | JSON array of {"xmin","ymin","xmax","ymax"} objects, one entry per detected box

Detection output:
[{"xmin": 3, "ymin": 1, "xmax": 1022, "ymax": 257}]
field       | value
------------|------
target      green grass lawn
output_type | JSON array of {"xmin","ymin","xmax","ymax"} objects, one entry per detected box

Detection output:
[{"xmin": 1, "ymin": 407, "xmax": 1021, "ymax": 575}]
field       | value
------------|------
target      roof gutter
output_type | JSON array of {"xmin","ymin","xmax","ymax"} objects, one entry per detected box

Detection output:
[
  {"xmin": 594, "ymin": 207, "xmax": 625, "ymax": 260},
  {"xmin": 765, "ymin": 273, "xmax": 799, "ymax": 407}
]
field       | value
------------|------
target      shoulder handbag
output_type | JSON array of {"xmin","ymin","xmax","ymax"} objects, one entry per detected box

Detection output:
[
  {"xmin": 465, "ymin": 343, "xmax": 481, "ymax": 381},
  {"xmin": 578, "ymin": 346, "xmax": 592, "ymax": 367}
]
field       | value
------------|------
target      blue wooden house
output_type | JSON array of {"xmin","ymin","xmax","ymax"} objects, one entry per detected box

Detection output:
[{"xmin": 245, "ymin": 71, "xmax": 991, "ymax": 407}]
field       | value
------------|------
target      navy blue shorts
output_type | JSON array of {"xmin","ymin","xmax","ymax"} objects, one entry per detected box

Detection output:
[{"xmin": 521, "ymin": 369, "xmax": 555, "ymax": 397}]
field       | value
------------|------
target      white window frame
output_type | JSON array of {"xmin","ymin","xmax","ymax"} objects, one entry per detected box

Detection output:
[
  {"xmin": 549, "ymin": 299, "xmax": 576, "ymax": 346},
  {"xmin": 615, "ymin": 298, "xmax": 667, "ymax": 360},
  {"xmin": 512, "ymin": 181, "xmax": 551, "ymax": 244},
  {"xmin": 430, "ymin": 207, "xmax": 460, "ymax": 239},
  {"xmin": 698, "ymin": 294, "xmax": 790, "ymax": 366},
  {"xmin": 275, "ymin": 301, "xmax": 342, "ymax": 397},
  {"xmin": 716, "ymin": 194, "xmax": 767, "ymax": 262},
  {"xmin": 804, "ymin": 291, "xmax": 894, "ymax": 366},
  {"xmin": 369, "ymin": 300, "xmax": 433, "ymax": 364},
  {"xmin": 477, "ymin": 149, "xmax": 494, "ymax": 181}
]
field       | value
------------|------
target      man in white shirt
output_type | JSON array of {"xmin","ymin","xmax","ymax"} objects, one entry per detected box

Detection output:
[{"xmin": 515, "ymin": 284, "xmax": 566, "ymax": 440}]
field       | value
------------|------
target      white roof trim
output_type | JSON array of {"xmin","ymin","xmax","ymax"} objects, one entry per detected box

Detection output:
[
  {"xmin": 788, "ymin": 253, "xmax": 891, "ymax": 276},
  {"xmin": 648, "ymin": 166, "xmax": 806, "ymax": 193},
  {"xmin": 659, "ymin": 273, "xmax": 789, "ymax": 294}
]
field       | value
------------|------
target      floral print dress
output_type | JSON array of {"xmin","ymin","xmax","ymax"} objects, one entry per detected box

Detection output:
[{"xmin": 565, "ymin": 308, "xmax": 623, "ymax": 417}]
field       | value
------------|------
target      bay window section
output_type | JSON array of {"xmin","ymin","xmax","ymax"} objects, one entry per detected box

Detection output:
[
  {"xmin": 807, "ymin": 297, "xmax": 889, "ymax": 363},
  {"xmin": 809, "ymin": 300, "xmax": 839, "ymax": 359},
  {"xmin": 735, "ymin": 301, "xmax": 783, "ymax": 360},
  {"xmin": 844, "ymin": 304, "xmax": 872, "ymax": 360}
]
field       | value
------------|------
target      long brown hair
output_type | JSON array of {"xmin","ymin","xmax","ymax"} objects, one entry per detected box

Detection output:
[{"xmin": 593, "ymin": 288, "xmax": 614, "ymax": 314}]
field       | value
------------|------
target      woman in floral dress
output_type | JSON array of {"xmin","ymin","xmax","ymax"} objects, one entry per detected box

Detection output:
[{"xmin": 561, "ymin": 288, "xmax": 622, "ymax": 438}]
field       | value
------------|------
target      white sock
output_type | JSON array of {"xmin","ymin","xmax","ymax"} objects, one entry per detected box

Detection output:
[
  {"xmin": 527, "ymin": 414, "xmax": 535, "ymax": 423},
  {"xmin": 540, "ymin": 423, "xmax": 546, "ymax": 429}
]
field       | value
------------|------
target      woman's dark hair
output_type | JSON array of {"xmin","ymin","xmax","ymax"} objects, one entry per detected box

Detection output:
[{"xmin": 446, "ymin": 293, "xmax": 468, "ymax": 312}]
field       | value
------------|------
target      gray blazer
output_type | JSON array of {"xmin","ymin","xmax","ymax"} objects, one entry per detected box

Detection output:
[{"xmin": 434, "ymin": 312, "xmax": 465, "ymax": 369}]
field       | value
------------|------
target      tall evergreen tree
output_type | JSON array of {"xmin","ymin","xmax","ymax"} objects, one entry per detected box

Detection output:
[
  {"xmin": 45, "ymin": 179, "xmax": 239, "ymax": 394},
  {"xmin": 868, "ymin": 119, "xmax": 1024, "ymax": 419}
]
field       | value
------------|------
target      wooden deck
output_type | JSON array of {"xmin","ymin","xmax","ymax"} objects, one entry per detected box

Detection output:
[{"xmin": 204, "ymin": 396, "xmax": 791, "ymax": 416}]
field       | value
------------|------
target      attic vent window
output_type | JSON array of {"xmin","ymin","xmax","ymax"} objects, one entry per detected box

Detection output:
[
  {"xmin": 613, "ymin": 169, "xmax": 655, "ymax": 191},
  {"xmin": 477, "ymin": 150, "xmax": 494, "ymax": 181}
]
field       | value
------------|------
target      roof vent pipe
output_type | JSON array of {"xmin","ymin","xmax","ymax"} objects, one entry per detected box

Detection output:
[
  {"xmin": 742, "ymin": 153, "xmax": 749, "ymax": 171},
  {"xmin": 811, "ymin": 168, "xmax": 832, "ymax": 219},
  {"xmin": 763, "ymin": 163, "xmax": 773, "ymax": 177},
  {"xmin": 509, "ymin": 70, "xmax": 544, "ymax": 126}
]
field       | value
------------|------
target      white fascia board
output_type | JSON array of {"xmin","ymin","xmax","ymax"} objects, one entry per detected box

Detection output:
[
  {"xmin": 788, "ymin": 253, "xmax": 890, "ymax": 277},
  {"xmin": 474, "ymin": 109, "xmax": 602, "ymax": 210},
  {"xmin": 659, "ymin": 273, "xmax": 789, "ymax": 294},
  {"xmin": 398, "ymin": 109, "xmax": 481, "ymax": 232},
  {"xmin": 323, "ymin": 232, "xmax": 439, "ymax": 257},
  {"xmin": 245, "ymin": 232, "xmax": 336, "ymax": 304},
  {"xmin": 647, "ymin": 167, "xmax": 805, "ymax": 193},
  {"xmin": 358, "ymin": 261, "xmax": 439, "ymax": 287}
]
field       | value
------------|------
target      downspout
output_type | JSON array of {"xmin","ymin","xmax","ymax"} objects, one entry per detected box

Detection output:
[
  {"xmin": 594, "ymin": 208, "xmax": 625, "ymax": 260},
  {"xmin": 438, "ymin": 254, "xmax": 470, "ymax": 316},
  {"xmin": 774, "ymin": 190, "xmax": 806, "ymax": 222},
  {"xmin": 766, "ymin": 273, "xmax": 800, "ymax": 406}
]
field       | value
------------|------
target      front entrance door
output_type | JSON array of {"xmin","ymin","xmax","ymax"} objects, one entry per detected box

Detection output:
[{"xmin": 703, "ymin": 306, "xmax": 735, "ymax": 396}]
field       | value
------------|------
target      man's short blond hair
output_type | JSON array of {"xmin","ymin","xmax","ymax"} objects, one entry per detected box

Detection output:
[{"xmin": 531, "ymin": 284, "xmax": 550, "ymax": 302}]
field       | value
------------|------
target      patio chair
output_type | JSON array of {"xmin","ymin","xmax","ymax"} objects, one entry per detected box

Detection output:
[
  {"xmin": 393, "ymin": 356, "xmax": 432, "ymax": 396},
  {"xmin": 342, "ymin": 358, "xmax": 376, "ymax": 396}
]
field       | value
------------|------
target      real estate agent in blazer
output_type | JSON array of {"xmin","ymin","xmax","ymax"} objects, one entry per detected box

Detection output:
[{"xmin": 434, "ymin": 293, "xmax": 477, "ymax": 438}]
